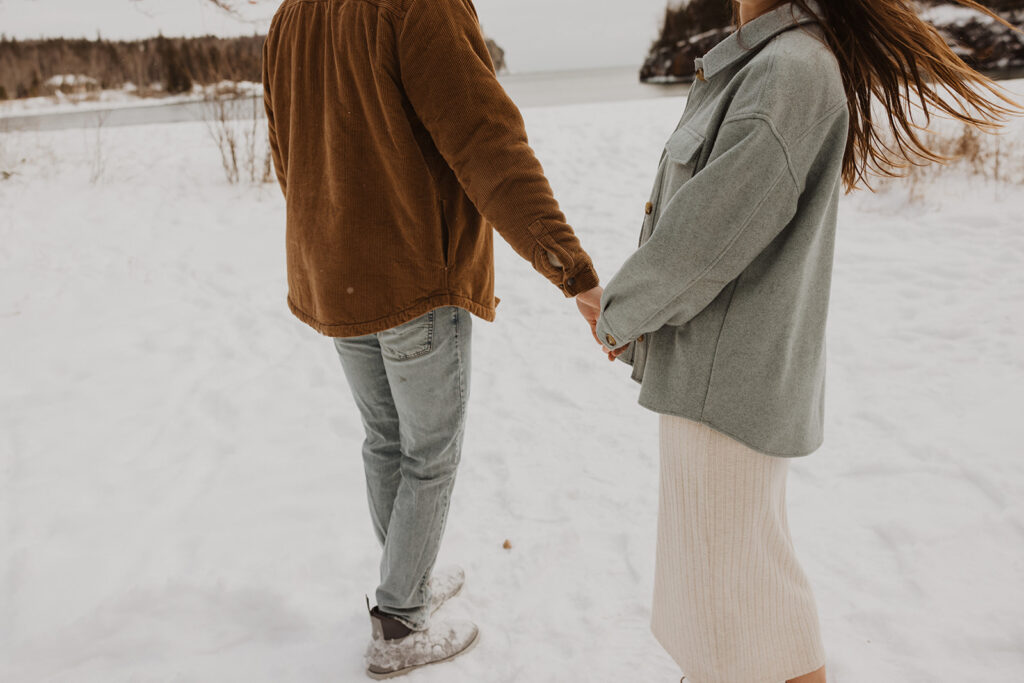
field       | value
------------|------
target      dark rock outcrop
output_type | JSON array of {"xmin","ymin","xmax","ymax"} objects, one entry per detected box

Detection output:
[
  {"xmin": 640, "ymin": 2, "xmax": 1024, "ymax": 83},
  {"xmin": 925, "ymin": 7, "xmax": 1024, "ymax": 71},
  {"xmin": 641, "ymin": 27, "xmax": 731, "ymax": 83},
  {"xmin": 486, "ymin": 38, "xmax": 507, "ymax": 73}
]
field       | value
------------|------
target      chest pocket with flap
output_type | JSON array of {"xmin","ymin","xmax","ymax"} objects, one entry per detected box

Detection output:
[{"xmin": 663, "ymin": 126, "xmax": 705, "ymax": 196}]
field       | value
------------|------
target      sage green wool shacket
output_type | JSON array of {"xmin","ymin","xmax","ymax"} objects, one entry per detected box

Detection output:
[{"xmin": 595, "ymin": 1, "xmax": 849, "ymax": 457}]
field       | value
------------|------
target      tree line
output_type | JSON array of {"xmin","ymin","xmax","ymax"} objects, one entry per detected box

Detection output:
[
  {"xmin": 0, "ymin": 31, "xmax": 507, "ymax": 101},
  {"xmin": 0, "ymin": 34, "xmax": 264, "ymax": 100}
]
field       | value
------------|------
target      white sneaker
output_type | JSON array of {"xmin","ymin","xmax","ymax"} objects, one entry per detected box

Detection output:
[{"xmin": 365, "ymin": 607, "xmax": 479, "ymax": 680}]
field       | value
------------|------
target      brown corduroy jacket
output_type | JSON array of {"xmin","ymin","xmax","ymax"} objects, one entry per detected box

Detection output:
[{"xmin": 263, "ymin": 0, "xmax": 599, "ymax": 337}]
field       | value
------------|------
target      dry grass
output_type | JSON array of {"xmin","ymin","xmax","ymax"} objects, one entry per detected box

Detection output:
[{"xmin": 875, "ymin": 122, "xmax": 1024, "ymax": 200}]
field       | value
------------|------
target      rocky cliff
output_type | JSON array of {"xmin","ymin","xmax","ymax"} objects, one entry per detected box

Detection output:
[
  {"xmin": 922, "ymin": 4, "xmax": 1024, "ymax": 72},
  {"xmin": 640, "ymin": 1, "xmax": 1024, "ymax": 83},
  {"xmin": 486, "ymin": 38, "xmax": 507, "ymax": 73}
]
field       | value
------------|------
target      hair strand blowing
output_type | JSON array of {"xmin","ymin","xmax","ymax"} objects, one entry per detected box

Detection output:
[{"xmin": 778, "ymin": 0, "xmax": 1023, "ymax": 191}]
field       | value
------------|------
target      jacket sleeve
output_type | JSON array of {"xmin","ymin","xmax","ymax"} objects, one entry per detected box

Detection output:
[
  {"xmin": 595, "ymin": 115, "xmax": 803, "ymax": 349},
  {"xmin": 262, "ymin": 36, "xmax": 286, "ymax": 197},
  {"xmin": 397, "ymin": 0, "xmax": 598, "ymax": 296}
]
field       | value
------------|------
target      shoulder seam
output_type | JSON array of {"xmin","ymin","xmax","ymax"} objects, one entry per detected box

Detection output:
[
  {"xmin": 795, "ymin": 100, "xmax": 848, "ymax": 144},
  {"xmin": 721, "ymin": 100, "xmax": 846, "ymax": 189},
  {"xmin": 379, "ymin": 0, "xmax": 408, "ymax": 16},
  {"xmin": 719, "ymin": 113, "xmax": 799, "ymax": 189}
]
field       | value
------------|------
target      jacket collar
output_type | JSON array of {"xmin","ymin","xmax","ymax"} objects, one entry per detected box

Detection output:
[{"xmin": 695, "ymin": 0, "xmax": 821, "ymax": 81}]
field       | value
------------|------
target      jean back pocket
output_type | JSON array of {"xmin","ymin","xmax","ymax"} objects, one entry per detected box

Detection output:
[{"xmin": 378, "ymin": 311, "xmax": 435, "ymax": 361}]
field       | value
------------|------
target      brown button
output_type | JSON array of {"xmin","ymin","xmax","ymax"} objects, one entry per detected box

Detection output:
[
  {"xmin": 605, "ymin": 334, "xmax": 617, "ymax": 347},
  {"xmin": 696, "ymin": 68, "xmax": 706, "ymax": 82},
  {"xmin": 566, "ymin": 277, "xmax": 576, "ymax": 288},
  {"xmin": 644, "ymin": 201, "xmax": 653, "ymax": 215},
  {"xmin": 637, "ymin": 335, "xmax": 645, "ymax": 343}
]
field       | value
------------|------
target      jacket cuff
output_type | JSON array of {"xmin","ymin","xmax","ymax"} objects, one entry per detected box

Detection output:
[
  {"xmin": 560, "ymin": 263, "xmax": 600, "ymax": 297},
  {"xmin": 595, "ymin": 312, "xmax": 630, "ymax": 350}
]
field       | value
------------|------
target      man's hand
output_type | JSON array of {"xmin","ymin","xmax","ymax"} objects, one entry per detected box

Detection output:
[{"xmin": 576, "ymin": 286, "xmax": 603, "ymax": 345}]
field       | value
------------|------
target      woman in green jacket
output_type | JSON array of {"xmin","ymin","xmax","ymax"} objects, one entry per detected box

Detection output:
[{"xmin": 590, "ymin": 1, "xmax": 1019, "ymax": 681}]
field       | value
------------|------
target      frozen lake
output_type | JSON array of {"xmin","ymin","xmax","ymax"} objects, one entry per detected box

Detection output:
[
  {"xmin": 0, "ymin": 66, "xmax": 690, "ymax": 132},
  {"xmin": 5, "ymin": 64, "xmax": 1022, "ymax": 134}
]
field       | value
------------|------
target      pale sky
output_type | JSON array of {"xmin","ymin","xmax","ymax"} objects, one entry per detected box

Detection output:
[{"xmin": 0, "ymin": 0, "xmax": 673, "ymax": 73}]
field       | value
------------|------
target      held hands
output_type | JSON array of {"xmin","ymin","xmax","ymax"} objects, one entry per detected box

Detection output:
[{"xmin": 576, "ymin": 286, "xmax": 630, "ymax": 362}]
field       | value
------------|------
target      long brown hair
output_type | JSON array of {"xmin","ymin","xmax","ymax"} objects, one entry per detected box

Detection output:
[{"xmin": 741, "ymin": 0, "xmax": 1022, "ymax": 191}]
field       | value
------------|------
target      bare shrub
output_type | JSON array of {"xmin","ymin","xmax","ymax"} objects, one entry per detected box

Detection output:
[
  {"xmin": 88, "ymin": 111, "xmax": 109, "ymax": 184},
  {"xmin": 0, "ymin": 119, "xmax": 16, "ymax": 181},
  {"xmin": 204, "ymin": 96, "xmax": 240, "ymax": 184},
  {"xmin": 202, "ymin": 92, "xmax": 275, "ymax": 185},
  {"xmin": 262, "ymin": 140, "xmax": 274, "ymax": 184},
  {"xmin": 241, "ymin": 94, "xmax": 262, "ymax": 183}
]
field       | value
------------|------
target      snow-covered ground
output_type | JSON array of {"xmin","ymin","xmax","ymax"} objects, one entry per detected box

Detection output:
[{"xmin": 2, "ymin": 84, "xmax": 1024, "ymax": 683}]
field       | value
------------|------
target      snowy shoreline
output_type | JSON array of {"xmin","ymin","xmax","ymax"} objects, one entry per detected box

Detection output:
[{"xmin": 0, "ymin": 68, "xmax": 691, "ymax": 132}]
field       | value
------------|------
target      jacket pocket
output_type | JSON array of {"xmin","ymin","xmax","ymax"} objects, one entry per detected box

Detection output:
[
  {"xmin": 663, "ymin": 126, "xmax": 705, "ymax": 193},
  {"xmin": 379, "ymin": 310, "xmax": 435, "ymax": 361}
]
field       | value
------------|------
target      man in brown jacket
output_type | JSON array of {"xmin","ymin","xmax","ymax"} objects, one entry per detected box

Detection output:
[{"xmin": 263, "ymin": 0, "xmax": 602, "ymax": 677}]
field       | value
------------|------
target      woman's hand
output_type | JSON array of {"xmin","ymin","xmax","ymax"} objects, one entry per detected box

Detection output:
[
  {"xmin": 603, "ymin": 343, "xmax": 631, "ymax": 362},
  {"xmin": 577, "ymin": 286, "xmax": 631, "ymax": 361}
]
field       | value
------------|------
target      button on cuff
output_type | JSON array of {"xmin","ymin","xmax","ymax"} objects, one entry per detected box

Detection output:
[
  {"xmin": 595, "ymin": 312, "xmax": 624, "ymax": 353},
  {"xmin": 562, "ymin": 264, "xmax": 599, "ymax": 297}
]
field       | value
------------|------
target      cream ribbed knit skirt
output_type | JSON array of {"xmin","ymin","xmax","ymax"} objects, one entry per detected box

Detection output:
[{"xmin": 652, "ymin": 416, "xmax": 825, "ymax": 683}]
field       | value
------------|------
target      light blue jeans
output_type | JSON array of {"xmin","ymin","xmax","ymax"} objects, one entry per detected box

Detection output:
[{"xmin": 333, "ymin": 306, "xmax": 472, "ymax": 630}]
